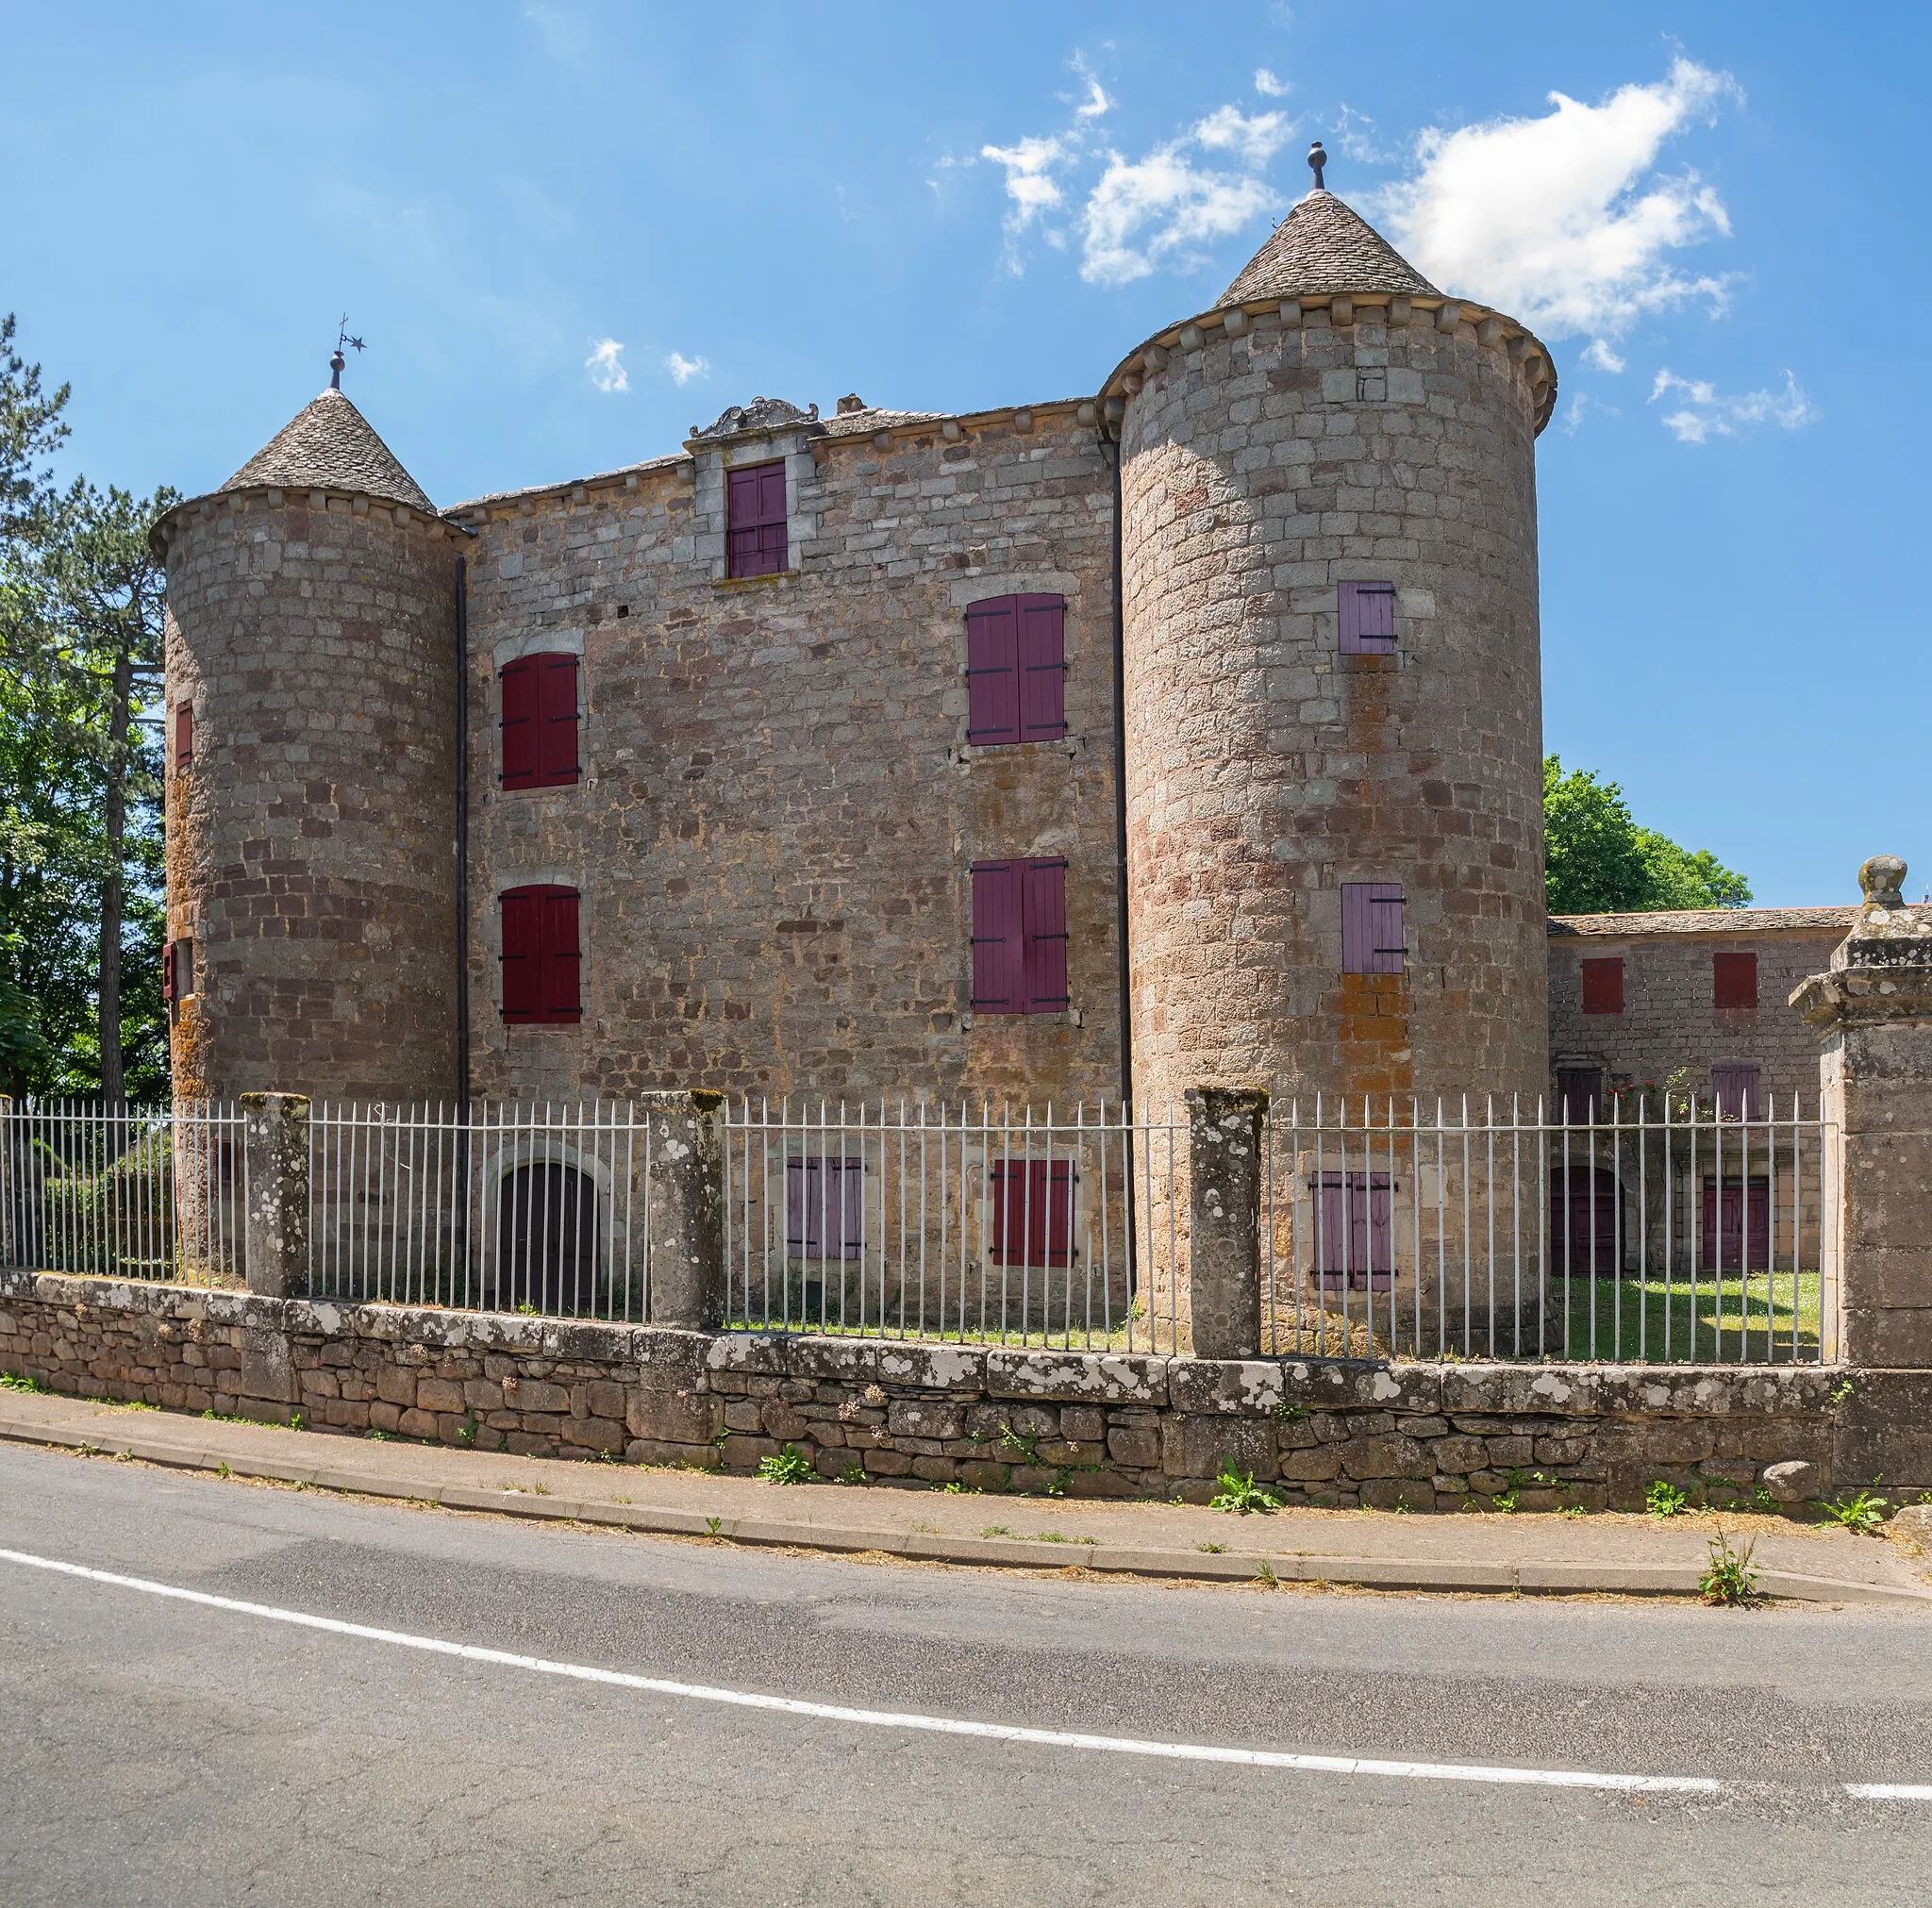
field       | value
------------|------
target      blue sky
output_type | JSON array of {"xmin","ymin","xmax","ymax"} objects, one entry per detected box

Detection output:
[{"xmin": 6, "ymin": 2, "xmax": 1924, "ymax": 906}]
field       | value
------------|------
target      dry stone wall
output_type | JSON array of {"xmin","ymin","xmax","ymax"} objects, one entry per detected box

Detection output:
[
  {"xmin": 457, "ymin": 405, "xmax": 1122, "ymax": 1105},
  {"xmin": 0, "ymin": 1270, "xmax": 1844, "ymax": 1512}
]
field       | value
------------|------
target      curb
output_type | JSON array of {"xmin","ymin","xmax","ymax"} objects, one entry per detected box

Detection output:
[{"xmin": 7, "ymin": 1412, "xmax": 1931, "ymax": 1608}]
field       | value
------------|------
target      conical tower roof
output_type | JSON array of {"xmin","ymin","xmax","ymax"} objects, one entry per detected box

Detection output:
[
  {"xmin": 225, "ymin": 386, "xmax": 435, "ymax": 514},
  {"xmin": 1219, "ymin": 189, "xmax": 1438, "ymax": 307}
]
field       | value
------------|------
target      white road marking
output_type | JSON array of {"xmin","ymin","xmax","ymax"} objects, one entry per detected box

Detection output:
[
  {"xmin": 1, "ymin": 1544, "xmax": 1720, "ymax": 1794},
  {"xmin": 1845, "ymin": 1784, "xmax": 1932, "ymax": 1800}
]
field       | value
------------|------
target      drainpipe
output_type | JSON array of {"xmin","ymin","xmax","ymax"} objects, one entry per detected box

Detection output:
[
  {"xmin": 1108, "ymin": 427, "xmax": 1140, "ymax": 1294},
  {"xmin": 455, "ymin": 556, "xmax": 471, "ymax": 1110}
]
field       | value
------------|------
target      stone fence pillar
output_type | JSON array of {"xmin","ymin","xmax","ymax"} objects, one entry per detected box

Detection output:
[
  {"xmin": 1186, "ymin": 1087, "xmax": 1267, "ymax": 1360},
  {"xmin": 1791, "ymin": 855, "xmax": 1932, "ymax": 1366},
  {"xmin": 241, "ymin": 1092, "xmax": 309, "ymax": 1299},
  {"xmin": 638, "ymin": 1090, "xmax": 726, "ymax": 1331}
]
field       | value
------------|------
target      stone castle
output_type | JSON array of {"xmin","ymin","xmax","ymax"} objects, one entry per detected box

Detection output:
[{"xmin": 154, "ymin": 162, "xmax": 1825, "ymax": 1116}]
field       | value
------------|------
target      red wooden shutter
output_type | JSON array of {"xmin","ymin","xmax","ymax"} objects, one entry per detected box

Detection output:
[
  {"xmin": 727, "ymin": 460, "xmax": 787, "ymax": 578},
  {"xmin": 500, "ymin": 657, "xmax": 539, "ymax": 788},
  {"xmin": 1023, "ymin": 858, "xmax": 1069, "ymax": 1010},
  {"xmin": 991, "ymin": 1159, "xmax": 1074, "ymax": 1267},
  {"xmin": 965, "ymin": 599, "xmax": 1021, "ymax": 745},
  {"xmin": 1580, "ymin": 957, "xmax": 1624, "ymax": 1015},
  {"xmin": 500, "ymin": 889, "xmax": 541, "ymax": 1020},
  {"xmin": 161, "ymin": 939, "xmax": 177, "ymax": 1004},
  {"xmin": 541, "ymin": 888, "xmax": 582, "ymax": 1022},
  {"xmin": 538, "ymin": 655, "xmax": 580, "ymax": 785},
  {"xmin": 1702, "ymin": 1179, "xmax": 1770, "ymax": 1271},
  {"xmin": 1339, "ymin": 581, "xmax": 1396, "ymax": 654},
  {"xmin": 1712, "ymin": 951, "xmax": 1757, "ymax": 1010},
  {"xmin": 1341, "ymin": 883, "xmax": 1404, "ymax": 974},
  {"xmin": 971, "ymin": 862, "xmax": 1024, "ymax": 1012},
  {"xmin": 1016, "ymin": 594, "xmax": 1068, "ymax": 740},
  {"xmin": 175, "ymin": 704, "xmax": 193, "ymax": 771}
]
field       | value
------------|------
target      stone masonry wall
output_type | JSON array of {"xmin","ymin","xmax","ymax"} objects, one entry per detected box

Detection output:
[
  {"xmin": 454, "ymin": 402, "xmax": 1122, "ymax": 1104},
  {"xmin": 0, "ymin": 1270, "xmax": 1850, "ymax": 1512},
  {"xmin": 1119, "ymin": 298, "xmax": 1548, "ymax": 1113},
  {"xmin": 1548, "ymin": 915, "xmax": 1852, "ymax": 1111},
  {"xmin": 161, "ymin": 493, "xmax": 461, "ymax": 1102}
]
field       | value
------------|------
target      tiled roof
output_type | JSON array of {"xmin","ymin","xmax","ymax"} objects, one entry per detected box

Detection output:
[
  {"xmin": 225, "ymin": 388, "xmax": 435, "ymax": 515},
  {"xmin": 1220, "ymin": 191, "xmax": 1440, "ymax": 307},
  {"xmin": 817, "ymin": 406, "xmax": 945, "ymax": 439},
  {"xmin": 1548, "ymin": 907, "xmax": 1857, "ymax": 938}
]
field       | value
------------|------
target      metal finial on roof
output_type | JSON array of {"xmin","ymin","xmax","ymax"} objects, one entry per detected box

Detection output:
[
  {"xmin": 331, "ymin": 315, "xmax": 366, "ymax": 390},
  {"xmin": 1307, "ymin": 141, "xmax": 1328, "ymax": 191}
]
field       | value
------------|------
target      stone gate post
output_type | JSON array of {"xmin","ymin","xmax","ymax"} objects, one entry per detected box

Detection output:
[
  {"xmin": 1790, "ymin": 856, "xmax": 1932, "ymax": 1368},
  {"xmin": 638, "ymin": 1090, "xmax": 726, "ymax": 1331},
  {"xmin": 240, "ymin": 1092, "xmax": 309, "ymax": 1299},
  {"xmin": 1186, "ymin": 1087, "xmax": 1267, "ymax": 1360}
]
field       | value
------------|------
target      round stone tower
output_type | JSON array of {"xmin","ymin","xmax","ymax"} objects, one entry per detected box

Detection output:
[
  {"xmin": 1106, "ymin": 165, "xmax": 1556, "ymax": 1112},
  {"xmin": 155, "ymin": 369, "xmax": 460, "ymax": 1102}
]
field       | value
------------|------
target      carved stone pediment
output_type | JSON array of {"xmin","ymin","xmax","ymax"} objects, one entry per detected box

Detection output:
[{"xmin": 690, "ymin": 396, "xmax": 820, "ymax": 441}]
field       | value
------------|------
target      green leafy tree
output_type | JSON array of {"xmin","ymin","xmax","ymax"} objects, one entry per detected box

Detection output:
[{"xmin": 1543, "ymin": 755, "xmax": 1751, "ymax": 916}]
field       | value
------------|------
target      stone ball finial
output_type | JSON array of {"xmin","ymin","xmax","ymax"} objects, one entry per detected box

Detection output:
[
  {"xmin": 1307, "ymin": 141, "xmax": 1328, "ymax": 191},
  {"xmin": 1859, "ymin": 854, "xmax": 1907, "ymax": 908}
]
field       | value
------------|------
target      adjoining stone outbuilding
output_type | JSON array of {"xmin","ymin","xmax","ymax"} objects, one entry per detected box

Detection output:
[{"xmin": 155, "ymin": 158, "xmax": 1586, "ymax": 1115}]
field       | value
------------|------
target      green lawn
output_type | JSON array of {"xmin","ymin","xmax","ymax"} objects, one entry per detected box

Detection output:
[{"xmin": 1553, "ymin": 1270, "xmax": 1821, "ymax": 1364}]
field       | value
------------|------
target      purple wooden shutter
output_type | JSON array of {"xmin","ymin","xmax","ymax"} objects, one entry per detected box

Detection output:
[
  {"xmin": 728, "ymin": 460, "xmax": 787, "ymax": 578},
  {"xmin": 965, "ymin": 599, "xmax": 1020, "ymax": 744},
  {"xmin": 757, "ymin": 463, "xmax": 788, "ymax": 573},
  {"xmin": 1023, "ymin": 859, "xmax": 1069, "ymax": 1011},
  {"xmin": 839, "ymin": 1158, "xmax": 864, "ymax": 1261},
  {"xmin": 1341, "ymin": 883, "xmax": 1404, "ymax": 974},
  {"xmin": 500, "ymin": 889, "xmax": 540, "ymax": 1020},
  {"xmin": 175, "ymin": 704, "xmax": 194, "ymax": 771},
  {"xmin": 1711, "ymin": 1063, "xmax": 1760, "ymax": 1120},
  {"xmin": 500, "ymin": 658, "xmax": 539, "ymax": 788},
  {"xmin": 971, "ymin": 862, "xmax": 1023, "ymax": 1012},
  {"xmin": 1016, "ymin": 594, "xmax": 1068, "ymax": 740},
  {"xmin": 538, "ymin": 655, "xmax": 580, "ymax": 785},
  {"xmin": 786, "ymin": 1158, "xmax": 818, "ymax": 1255},
  {"xmin": 1339, "ymin": 581, "xmax": 1396, "ymax": 654}
]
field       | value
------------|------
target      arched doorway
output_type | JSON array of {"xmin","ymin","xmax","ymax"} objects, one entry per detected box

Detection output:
[
  {"xmin": 1549, "ymin": 1166, "xmax": 1621, "ymax": 1277},
  {"xmin": 498, "ymin": 1163, "xmax": 598, "ymax": 1316}
]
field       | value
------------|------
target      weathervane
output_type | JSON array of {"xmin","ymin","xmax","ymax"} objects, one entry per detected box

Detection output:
[{"xmin": 329, "ymin": 315, "xmax": 366, "ymax": 390}]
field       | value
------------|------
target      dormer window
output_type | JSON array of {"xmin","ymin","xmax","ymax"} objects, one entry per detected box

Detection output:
[{"xmin": 726, "ymin": 460, "xmax": 787, "ymax": 578}]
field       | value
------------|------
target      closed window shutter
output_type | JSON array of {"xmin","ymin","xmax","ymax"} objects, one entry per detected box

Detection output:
[
  {"xmin": 727, "ymin": 460, "xmax": 787, "ymax": 578},
  {"xmin": 175, "ymin": 704, "xmax": 193, "ymax": 771},
  {"xmin": 500, "ymin": 657, "xmax": 540, "ymax": 788},
  {"xmin": 161, "ymin": 939, "xmax": 177, "ymax": 1004},
  {"xmin": 787, "ymin": 1158, "xmax": 862, "ymax": 1259},
  {"xmin": 1023, "ymin": 858, "xmax": 1070, "ymax": 1009},
  {"xmin": 1580, "ymin": 957, "xmax": 1624, "ymax": 1014},
  {"xmin": 971, "ymin": 862, "xmax": 1023, "ymax": 1011},
  {"xmin": 991, "ymin": 1158, "xmax": 1074, "ymax": 1268},
  {"xmin": 1339, "ymin": 581, "xmax": 1396, "ymax": 654},
  {"xmin": 1712, "ymin": 1063, "xmax": 1761, "ymax": 1119},
  {"xmin": 1016, "ymin": 594, "xmax": 1068, "ymax": 740},
  {"xmin": 1316, "ymin": 1173, "xmax": 1394, "ymax": 1284},
  {"xmin": 966, "ymin": 600, "xmax": 1020, "ymax": 744},
  {"xmin": 1341, "ymin": 882, "xmax": 1404, "ymax": 973},
  {"xmin": 1713, "ymin": 951, "xmax": 1757, "ymax": 1010},
  {"xmin": 538, "ymin": 655, "xmax": 580, "ymax": 785},
  {"xmin": 500, "ymin": 890, "xmax": 541, "ymax": 1020},
  {"xmin": 542, "ymin": 888, "xmax": 582, "ymax": 1022}
]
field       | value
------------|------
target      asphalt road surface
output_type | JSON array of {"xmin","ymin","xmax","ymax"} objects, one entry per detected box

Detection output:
[{"xmin": 4, "ymin": 1442, "xmax": 1930, "ymax": 1906}]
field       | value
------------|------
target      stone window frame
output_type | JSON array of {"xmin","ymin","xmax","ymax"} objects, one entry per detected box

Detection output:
[{"xmin": 692, "ymin": 434, "xmax": 817, "ymax": 586}]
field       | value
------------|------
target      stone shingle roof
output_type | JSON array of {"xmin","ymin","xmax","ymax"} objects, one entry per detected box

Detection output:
[
  {"xmin": 1220, "ymin": 191, "xmax": 1440, "ymax": 307},
  {"xmin": 1548, "ymin": 907, "xmax": 1857, "ymax": 938},
  {"xmin": 225, "ymin": 387, "xmax": 435, "ymax": 515}
]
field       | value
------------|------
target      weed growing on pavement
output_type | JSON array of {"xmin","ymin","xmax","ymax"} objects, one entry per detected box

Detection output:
[
  {"xmin": 758, "ymin": 1442, "xmax": 816, "ymax": 1485},
  {"xmin": 1196, "ymin": 1541, "xmax": 1227, "ymax": 1553},
  {"xmin": 1561, "ymin": 1504, "xmax": 1586, "ymax": 1519},
  {"xmin": 1, "ymin": 1370, "xmax": 47, "ymax": 1393},
  {"xmin": 215, "ymin": 1460, "xmax": 231, "ymax": 1479},
  {"xmin": 289, "ymin": 1411, "xmax": 306, "ymax": 1432},
  {"xmin": 1821, "ymin": 1489, "xmax": 1890, "ymax": 1535},
  {"xmin": 1255, "ymin": 1558, "xmax": 1280, "ymax": 1588},
  {"xmin": 705, "ymin": 1517, "xmax": 722, "ymax": 1538},
  {"xmin": 839, "ymin": 1462, "xmax": 867, "ymax": 1485},
  {"xmin": 1647, "ymin": 1480, "xmax": 1691, "ymax": 1518},
  {"xmin": 1699, "ymin": 1531, "xmax": 1760, "ymax": 1607},
  {"xmin": 366, "ymin": 1428, "xmax": 390, "ymax": 1442},
  {"xmin": 456, "ymin": 1416, "xmax": 479, "ymax": 1449},
  {"xmin": 1210, "ymin": 1468, "xmax": 1282, "ymax": 1515},
  {"xmin": 941, "ymin": 1481, "xmax": 982, "ymax": 1495},
  {"xmin": 528, "ymin": 1482, "xmax": 551, "ymax": 1496}
]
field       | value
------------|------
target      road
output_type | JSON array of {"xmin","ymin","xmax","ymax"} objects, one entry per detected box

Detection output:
[{"xmin": 2, "ymin": 1441, "xmax": 1929, "ymax": 1906}]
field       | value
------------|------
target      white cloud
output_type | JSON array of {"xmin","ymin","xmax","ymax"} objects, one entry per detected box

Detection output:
[
  {"xmin": 1649, "ymin": 368, "xmax": 1815, "ymax": 443},
  {"xmin": 1082, "ymin": 144, "xmax": 1278, "ymax": 285},
  {"xmin": 584, "ymin": 337, "xmax": 627, "ymax": 392},
  {"xmin": 1334, "ymin": 103, "xmax": 1391, "ymax": 165},
  {"xmin": 1193, "ymin": 105, "xmax": 1291, "ymax": 169},
  {"xmin": 1254, "ymin": 68, "xmax": 1290, "ymax": 99},
  {"xmin": 664, "ymin": 351, "xmax": 710, "ymax": 387},
  {"xmin": 1581, "ymin": 338, "xmax": 1626, "ymax": 373},
  {"xmin": 1379, "ymin": 58, "xmax": 1741, "ymax": 339}
]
